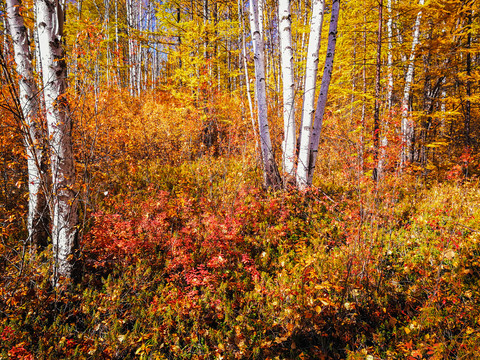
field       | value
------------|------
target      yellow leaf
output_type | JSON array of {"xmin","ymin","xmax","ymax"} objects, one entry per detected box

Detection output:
[
  {"xmin": 443, "ymin": 249, "xmax": 456, "ymax": 260},
  {"xmin": 287, "ymin": 323, "xmax": 294, "ymax": 332},
  {"xmin": 404, "ymin": 326, "xmax": 411, "ymax": 334}
]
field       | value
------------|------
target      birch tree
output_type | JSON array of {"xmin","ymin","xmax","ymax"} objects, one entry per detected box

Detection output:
[
  {"xmin": 249, "ymin": 0, "xmax": 281, "ymax": 188},
  {"xmin": 307, "ymin": 0, "xmax": 340, "ymax": 186},
  {"xmin": 400, "ymin": 0, "xmax": 425, "ymax": 166},
  {"xmin": 36, "ymin": 0, "xmax": 78, "ymax": 283},
  {"xmin": 279, "ymin": 0, "xmax": 296, "ymax": 178},
  {"xmin": 296, "ymin": 0, "xmax": 325, "ymax": 188},
  {"xmin": 6, "ymin": 0, "xmax": 48, "ymax": 250}
]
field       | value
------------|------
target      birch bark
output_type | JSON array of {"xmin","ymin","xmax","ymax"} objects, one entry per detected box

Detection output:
[
  {"xmin": 249, "ymin": 0, "xmax": 280, "ymax": 188},
  {"xmin": 126, "ymin": 0, "xmax": 137, "ymax": 96},
  {"xmin": 386, "ymin": 0, "xmax": 394, "ymax": 110},
  {"xmin": 36, "ymin": 0, "xmax": 78, "ymax": 283},
  {"xmin": 296, "ymin": 0, "xmax": 325, "ymax": 188},
  {"xmin": 377, "ymin": 0, "xmax": 394, "ymax": 178},
  {"xmin": 400, "ymin": 0, "xmax": 425, "ymax": 167},
  {"xmin": 6, "ymin": 0, "xmax": 49, "ymax": 250},
  {"xmin": 279, "ymin": 0, "xmax": 296, "ymax": 177},
  {"xmin": 307, "ymin": 0, "xmax": 340, "ymax": 185}
]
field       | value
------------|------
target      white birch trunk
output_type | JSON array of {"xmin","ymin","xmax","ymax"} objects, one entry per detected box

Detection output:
[
  {"xmin": 115, "ymin": 0, "xmax": 120, "ymax": 85},
  {"xmin": 249, "ymin": 0, "xmax": 280, "ymax": 188},
  {"xmin": 386, "ymin": 0, "xmax": 394, "ymax": 110},
  {"xmin": 307, "ymin": 0, "xmax": 340, "ymax": 186},
  {"xmin": 126, "ymin": 0, "xmax": 136, "ymax": 96},
  {"xmin": 258, "ymin": 0, "xmax": 265, "ymax": 41},
  {"xmin": 33, "ymin": 1, "xmax": 43, "ymax": 90},
  {"xmin": 296, "ymin": 0, "xmax": 325, "ymax": 188},
  {"xmin": 279, "ymin": 0, "xmax": 296, "ymax": 177},
  {"xmin": 2, "ymin": 16, "xmax": 8, "ymax": 58},
  {"xmin": 136, "ymin": 0, "xmax": 142, "ymax": 94},
  {"xmin": 36, "ymin": 0, "xmax": 78, "ymax": 283},
  {"xmin": 400, "ymin": 0, "xmax": 425, "ymax": 166},
  {"xmin": 104, "ymin": 0, "xmax": 110, "ymax": 87},
  {"xmin": 6, "ymin": 0, "xmax": 48, "ymax": 249}
]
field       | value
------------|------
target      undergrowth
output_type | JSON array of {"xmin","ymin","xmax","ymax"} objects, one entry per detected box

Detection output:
[{"xmin": 1, "ymin": 91, "xmax": 480, "ymax": 359}]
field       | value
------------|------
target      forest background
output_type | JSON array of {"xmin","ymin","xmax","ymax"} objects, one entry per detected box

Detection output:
[{"xmin": 1, "ymin": 0, "xmax": 480, "ymax": 358}]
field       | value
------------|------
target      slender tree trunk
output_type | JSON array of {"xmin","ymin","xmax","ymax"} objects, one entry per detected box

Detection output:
[
  {"xmin": 307, "ymin": 0, "xmax": 340, "ymax": 185},
  {"xmin": 440, "ymin": 78, "xmax": 446, "ymax": 136},
  {"xmin": 2, "ymin": 15, "xmax": 9, "ymax": 58},
  {"xmin": 6, "ymin": 0, "xmax": 49, "ymax": 250},
  {"xmin": 136, "ymin": 0, "xmax": 142, "ymax": 95},
  {"xmin": 386, "ymin": 0, "xmax": 394, "ymax": 109},
  {"xmin": 464, "ymin": 1, "xmax": 472, "ymax": 147},
  {"xmin": 126, "ymin": 0, "xmax": 137, "ymax": 96},
  {"xmin": 104, "ymin": 0, "xmax": 110, "ymax": 87},
  {"xmin": 296, "ymin": 0, "xmax": 325, "ymax": 188},
  {"xmin": 258, "ymin": 0, "xmax": 265, "ymax": 42},
  {"xmin": 373, "ymin": 0, "xmax": 383, "ymax": 181},
  {"xmin": 249, "ymin": 0, "xmax": 281, "ymax": 188},
  {"xmin": 377, "ymin": 0, "xmax": 393, "ymax": 178},
  {"xmin": 359, "ymin": 9, "xmax": 367, "ymax": 173},
  {"xmin": 204, "ymin": 0, "xmax": 209, "ymax": 61},
  {"xmin": 238, "ymin": 0, "xmax": 255, "ymax": 134},
  {"xmin": 115, "ymin": 0, "xmax": 120, "ymax": 86},
  {"xmin": 279, "ymin": 0, "xmax": 296, "ymax": 178},
  {"xmin": 36, "ymin": 0, "xmax": 78, "ymax": 283},
  {"xmin": 400, "ymin": 0, "xmax": 425, "ymax": 167}
]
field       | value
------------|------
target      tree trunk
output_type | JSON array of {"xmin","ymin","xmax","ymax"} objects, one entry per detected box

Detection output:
[
  {"xmin": 296, "ymin": 0, "xmax": 325, "ymax": 188},
  {"xmin": 36, "ymin": 0, "xmax": 78, "ymax": 284},
  {"xmin": 377, "ymin": 0, "xmax": 394, "ymax": 178},
  {"xmin": 386, "ymin": 0, "xmax": 394, "ymax": 110},
  {"xmin": 373, "ymin": 0, "xmax": 383, "ymax": 181},
  {"xmin": 6, "ymin": 0, "xmax": 49, "ymax": 251},
  {"xmin": 464, "ymin": 0, "xmax": 472, "ymax": 148},
  {"xmin": 126, "ymin": 0, "xmax": 137, "ymax": 96},
  {"xmin": 400, "ymin": 0, "xmax": 425, "ymax": 167},
  {"xmin": 359, "ymin": 8, "xmax": 367, "ymax": 174},
  {"xmin": 307, "ymin": 0, "xmax": 340, "ymax": 186},
  {"xmin": 249, "ymin": 0, "xmax": 281, "ymax": 189},
  {"xmin": 238, "ymin": 0, "xmax": 256, "ymax": 137},
  {"xmin": 279, "ymin": 0, "xmax": 296, "ymax": 178}
]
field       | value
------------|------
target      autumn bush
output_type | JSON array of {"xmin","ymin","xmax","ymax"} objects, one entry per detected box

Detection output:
[
  {"xmin": 3, "ymin": 173, "xmax": 480, "ymax": 359},
  {"xmin": 2, "ymin": 89, "xmax": 480, "ymax": 359}
]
